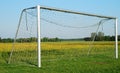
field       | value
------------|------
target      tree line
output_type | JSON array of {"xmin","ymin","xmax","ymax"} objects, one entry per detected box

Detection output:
[
  {"xmin": 0, "ymin": 37, "xmax": 61, "ymax": 43},
  {"xmin": 0, "ymin": 35, "xmax": 120, "ymax": 43},
  {"xmin": 84, "ymin": 35, "xmax": 120, "ymax": 41}
]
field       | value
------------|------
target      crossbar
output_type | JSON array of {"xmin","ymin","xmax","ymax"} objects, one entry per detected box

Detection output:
[
  {"xmin": 24, "ymin": 6, "xmax": 116, "ymax": 19},
  {"xmin": 40, "ymin": 6, "xmax": 116, "ymax": 19}
]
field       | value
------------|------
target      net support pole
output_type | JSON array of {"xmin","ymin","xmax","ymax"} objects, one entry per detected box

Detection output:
[
  {"xmin": 115, "ymin": 18, "xmax": 118, "ymax": 59},
  {"xmin": 37, "ymin": 5, "xmax": 41, "ymax": 67}
]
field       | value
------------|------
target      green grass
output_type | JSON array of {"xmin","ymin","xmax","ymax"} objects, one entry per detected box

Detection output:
[
  {"xmin": 0, "ymin": 54, "xmax": 120, "ymax": 73},
  {"xmin": 0, "ymin": 42, "xmax": 120, "ymax": 73}
]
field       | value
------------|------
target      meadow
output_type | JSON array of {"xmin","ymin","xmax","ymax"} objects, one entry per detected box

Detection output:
[{"xmin": 0, "ymin": 41, "xmax": 120, "ymax": 73}]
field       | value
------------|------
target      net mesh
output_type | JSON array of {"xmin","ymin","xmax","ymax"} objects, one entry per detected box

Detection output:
[{"xmin": 9, "ymin": 9, "xmax": 38, "ymax": 66}]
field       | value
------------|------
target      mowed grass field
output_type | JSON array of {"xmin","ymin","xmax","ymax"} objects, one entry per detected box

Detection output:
[{"xmin": 0, "ymin": 41, "xmax": 120, "ymax": 73}]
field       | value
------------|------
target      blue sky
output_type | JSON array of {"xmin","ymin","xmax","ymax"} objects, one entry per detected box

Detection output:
[{"xmin": 0, "ymin": 0, "xmax": 120, "ymax": 38}]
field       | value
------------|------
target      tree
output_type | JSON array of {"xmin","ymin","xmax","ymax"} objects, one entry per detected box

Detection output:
[
  {"xmin": 0, "ymin": 37, "xmax": 1, "ymax": 42},
  {"xmin": 118, "ymin": 35, "xmax": 120, "ymax": 41},
  {"xmin": 41, "ymin": 37, "xmax": 49, "ymax": 42},
  {"xmin": 84, "ymin": 37, "xmax": 91, "ymax": 41},
  {"xmin": 104, "ymin": 36, "xmax": 111, "ymax": 41}
]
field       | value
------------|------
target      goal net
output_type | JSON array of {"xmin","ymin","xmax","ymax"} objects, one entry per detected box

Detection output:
[{"xmin": 8, "ymin": 5, "xmax": 118, "ymax": 67}]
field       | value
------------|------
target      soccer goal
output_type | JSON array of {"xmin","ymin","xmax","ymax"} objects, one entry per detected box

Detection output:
[{"xmin": 8, "ymin": 5, "xmax": 118, "ymax": 68}]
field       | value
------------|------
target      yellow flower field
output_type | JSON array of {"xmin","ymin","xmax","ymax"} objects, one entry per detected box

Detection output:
[{"xmin": 0, "ymin": 41, "xmax": 119, "ymax": 52}]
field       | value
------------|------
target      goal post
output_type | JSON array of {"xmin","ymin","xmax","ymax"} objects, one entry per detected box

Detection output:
[
  {"xmin": 8, "ymin": 5, "xmax": 118, "ymax": 68},
  {"xmin": 37, "ymin": 5, "xmax": 41, "ymax": 68},
  {"xmin": 115, "ymin": 18, "xmax": 118, "ymax": 59}
]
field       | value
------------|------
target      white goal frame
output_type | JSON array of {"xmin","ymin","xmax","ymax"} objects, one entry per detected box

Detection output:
[{"xmin": 10, "ymin": 5, "xmax": 118, "ymax": 68}]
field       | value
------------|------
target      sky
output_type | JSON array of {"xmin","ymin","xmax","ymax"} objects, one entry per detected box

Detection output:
[{"xmin": 0, "ymin": 0, "xmax": 120, "ymax": 38}]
